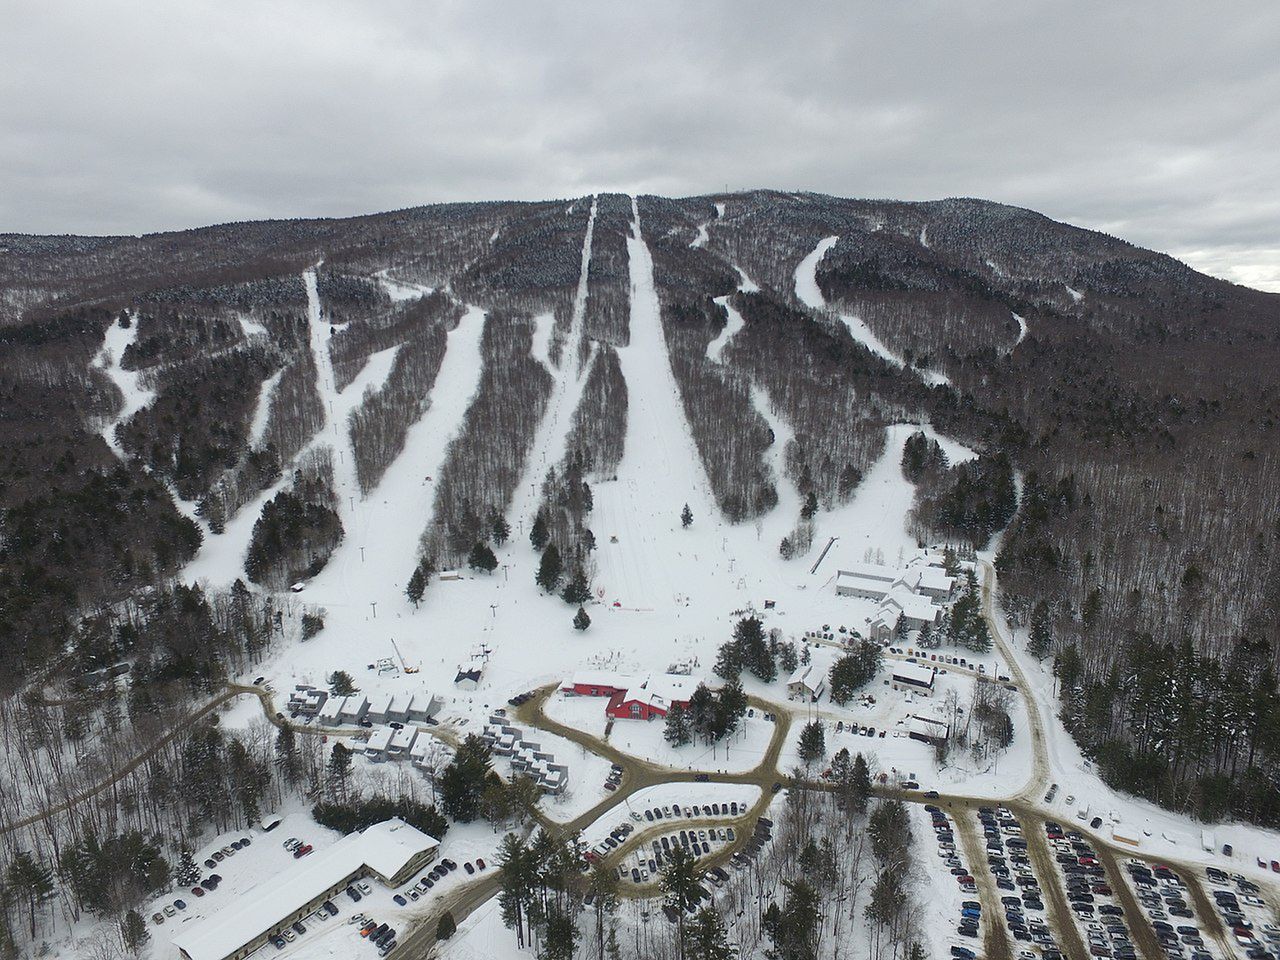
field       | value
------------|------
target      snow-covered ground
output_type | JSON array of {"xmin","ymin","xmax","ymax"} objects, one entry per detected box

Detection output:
[{"xmin": 818, "ymin": 422, "xmax": 976, "ymax": 574}]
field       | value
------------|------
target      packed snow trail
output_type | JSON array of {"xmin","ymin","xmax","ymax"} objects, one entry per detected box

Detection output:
[
  {"xmin": 506, "ymin": 197, "xmax": 598, "ymax": 529},
  {"xmin": 182, "ymin": 270, "xmax": 401, "ymax": 586},
  {"xmin": 1010, "ymin": 311, "xmax": 1028, "ymax": 351},
  {"xmin": 301, "ymin": 305, "xmax": 487, "ymax": 619},
  {"xmin": 591, "ymin": 198, "xmax": 722, "ymax": 611},
  {"xmin": 246, "ymin": 368, "xmax": 284, "ymax": 450},
  {"xmin": 795, "ymin": 235, "xmax": 951, "ymax": 388},
  {"xmin": 705, "ymin": 294, "xmax": 744, "ymax": 362},
  {"xmin": 94, "ymin": 314, "xmax": 153, "ymax": 457}
]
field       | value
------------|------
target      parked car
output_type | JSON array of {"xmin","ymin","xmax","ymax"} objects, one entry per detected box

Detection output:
[
  {"xmin": 393, "ymin": 894, "xmax": 407, "ymax": 906},
  {"xmin": 152, "ymin": 913, "xmax": 164, "ymax": 925},
  {"xmin": 464, "ymin": 862, "xmax": 475, "ymax": 875}
]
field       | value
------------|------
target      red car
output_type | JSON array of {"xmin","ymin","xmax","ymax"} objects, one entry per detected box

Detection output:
[
  {"xmin": 1272, "ymin": 860, "xmax": 1280, "ymax": 873},
  {"xmin": 476, "ymin": 858, "xmax": 486, "ymax": 871},
  {"xmin": 190, "ymin": 887, "xmax": 204, "ymax": 897},
  {"xmin": 294, "ymin": 844, "xmax": 313, "ymax": 858},
  {"xmin": 956, "ymin": 875, "xmax": 974, "ymax": 885}
]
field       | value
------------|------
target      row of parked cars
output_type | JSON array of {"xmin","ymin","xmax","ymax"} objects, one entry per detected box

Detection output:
[
  {"xmin": 1125, "ymin": 860, "xmax": 1210, "ymax": 960},
  {"xmin": 1204, "ymin": 864, "xmax": 1277, "ymax": 959},
  {"xmin": 979, "ymin": 806, "xmax": 1060, "ymax": 954},
  {"xmin": 155, "ymin": 838, "xmax": 252, "ymax": 923},
  {"xmin": 348, "ymin": 913, "xmax": 397, "ymax": 955},
  {"xmin": 269, "ymin": 900, "xmax": 341, "ymax": 950},
  {"xmin": 924, "ymin": 804, "xmax": 980, "ymax": 945},
  {"xmin": 1044, "ymin": 821, "xmax": 1130, "ymax": 958}
]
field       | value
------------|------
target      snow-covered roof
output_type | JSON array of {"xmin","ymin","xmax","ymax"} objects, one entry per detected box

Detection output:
[
  {"xmin": 318, "ymin": 697, "xmax": 346, "ymax": 721},
  {"xmin": 915, "ymin": 566, "xmax": 954, "ymax": 593},
  {"xmin": 892, "ymin": 662, "xmax": 936, "ymax": 687},
  {"xmin": 366, "ymin": 725, "xmax": 395, "ymax": 752},
  {"xmin": 565, "ymin": 670, "xmax": 636, "ymax": 691},
  {"xmin": 389, "ymin": 727, "xmax": 417, "ymax": 751},
  {"xmin": 173, "ymin": 820, "xmax": 438, "ymax": 960},
  {"xmin": 366, "ymin": 692, "xmax": 393, "ymax": 716},
  {"xmin": 909, "ymin": 714, "xmax": 948, "ymax": 738},
  {"xmin": 881, "ymin": 586, "xmax": 939, "ymax": 622},
  {"xmin": 838, "ymin": 562, "xmax": 899, "ymax": 583}
]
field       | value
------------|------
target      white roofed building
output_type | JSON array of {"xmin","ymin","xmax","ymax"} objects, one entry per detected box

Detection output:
[
  {"xmin": 173, "ymin": 819, "xmax": 438, "ymax": 960},
  {"xmin": 835, "ymin": 563, "xmax": 901, "ymax": 600},
  {"xmin": 891, "ymin": 662, "xmax": 937, "ymax": 695}
]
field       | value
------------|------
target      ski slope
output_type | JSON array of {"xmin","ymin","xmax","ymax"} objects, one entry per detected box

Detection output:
[
  {"xmin": 506, "ymin": 196, "xmax": 598, "ymax": 527},
  {"xmin": 247, "ymin": 368, "xmax": 284, "ymax": 450},
  {"xmin": 291, "ymin": 305, "xmax": 487, "ymax": 619},
  {"xmin": 796, "ymin": 236, "xmax": 951, "ymax": 388},
  {"xmin": 590, "ymin": 198, "xmax": 724, "ymax": 613},
  {"xmin": 94, "ymin": 314, "xmax": 153, "ymax": 457}
]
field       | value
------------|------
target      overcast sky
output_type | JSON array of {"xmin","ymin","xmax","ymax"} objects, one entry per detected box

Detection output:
[{"xmin": 2, "ymin": 0, "xmax": 1277, "ymax": 291}]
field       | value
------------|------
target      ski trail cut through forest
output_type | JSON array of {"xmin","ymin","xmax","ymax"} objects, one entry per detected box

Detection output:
[
  {"xmin": 590, "ymin": 198, "xmax": 721, "ymax": 611},
  {"xmin": 247, "ymin": 368, "xmax": 284, "ymax": 450},
  {"xmin": 95, "ymin": 313, "xmax": 153, "ymax": 458},
  {"xmin": 182, "ymin": 270, "xmax": 400, "ymax": 587},
  {"xmin": 303, "ymin": 304, "xmax": 488, "ymax": 621},
  {"xmin": 795, "ymin": 235, "xmax": 951, "ymax": 388},
  {"xmin": 506, "ymin": 197, "xmax": 598, "ymax": 530}
]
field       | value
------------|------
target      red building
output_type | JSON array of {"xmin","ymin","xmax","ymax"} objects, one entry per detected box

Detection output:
[{"xmin": 604, "ymin": 674, "xmax": 698, "ymax": 721}]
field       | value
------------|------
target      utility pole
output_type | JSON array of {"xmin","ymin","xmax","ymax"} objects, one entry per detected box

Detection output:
[
  {"xmin": 359, "ymin": 546, "xmax": 365, "ymax": 563},
  {"xmin": 370, "ymin": 601, "xmax": 377, "ymax": 619}
]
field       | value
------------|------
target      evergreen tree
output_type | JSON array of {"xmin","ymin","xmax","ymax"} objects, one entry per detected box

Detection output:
[
  {"xmin": 440, "ymin": 735, "xmax": 493, "ymax": 822},
  {"xmin": 406, "ymin": 564, "xmax": 425, "ymax": 608},
  {"xmin": 491, "ymin": 512, "xmax": 511, "ymax": 546},
  {"xmin": 681, "ymin": 503, "xmax": 693, "ymax": 528},
  {"xmin": 6, "ymin": 851, "xmax": 54, "ymax": 938},
  {"xmin": 829, "ymin": 641, "xmax": 883, "ymax": 704},
  {"xmin": 561, "ymin": 568, "xmax": 591, "ymax": 605},
  {"xmin": 801, "ymin": 490, "xmax": 819, "ymax": 520},
  {"xmin": 779, "ymin": 641, "xmax": 799, "ymax": 675},
  {"xmin": 779, "ymin": 536, "xmax": 794, "ymax": 560},
  {"xmin": 468, "ymin": 541, "xmax": 498, "ymax": 573},
  {"xmin": 327, "ymin": 743, "xmax": 353, "ymax": 800},
  {"xmin": 1028, "ymin": 601, "xmax": 1052, "ymax": 659},
  {"xmin": 660, "ymin": 846, "xmax": 700, "ymax": 956},
  {"xmin": 851, "ymin": 752, "xmax": 872, "ymax": 814},
  {"xmin": 175, "ymin": 848, "xmax": 200, "ymax": 887},
  {"xmin": 687, "ymin": 684, "xmax": 717, "ymax": 744},
  {"xmin": 329, "ymin": 670, "xmax": 357, "ymax": 696},
  {"xmin": 715, "ymin": 679, "xmax": 749, "ymax": 738},
  {"xmin": 573, "ymin": 606, "xmax": 591, "ymax": 632},
  {"xmin": 798, "ymin": 720, "xmax": 826, "ymax": 765},
  {"xmin": 530, "ymin": 511, "xmax": 550, "ymax": 551},
  {"xmin": 664, "ymin": 703, "xmax": 693, "ymax": 747},
  {"xmin": 121, "ymin": 909, "xmax": 149, "ymax": 953},
  {"xmin": 536, "ymin": 545, "xmax": 563, "ymax": 593},
  {"xmin": 713, "ymin": 640, "xmax": 742, "ymax": 681},
  {"xmin": 684, "ymin": 908, "xmax": 734, "ymax": 960}
]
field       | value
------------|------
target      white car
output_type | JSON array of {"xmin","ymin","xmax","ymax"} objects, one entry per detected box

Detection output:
[
  {"xmin": 358, "ymin": 881, "xmax": 372, "ymax": 895},
  {"xmin": 282, "ymin": 930, "xmax": 296, "ymax": 943},
  {"xmin": 163, "ymin": 905, "xmax": 176, "ymax": 917}
]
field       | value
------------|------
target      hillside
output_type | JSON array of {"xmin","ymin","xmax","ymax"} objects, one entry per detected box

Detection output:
[{"xmin": 2, "ymin": 192, "xmax": 1280, "ymax": 958}]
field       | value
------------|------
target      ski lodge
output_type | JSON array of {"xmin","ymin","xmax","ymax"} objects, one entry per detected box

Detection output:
[
  {"xmin": 890, "ymin": 662, "xmax": 937, "ymax": 695},
  {"xmin": 172, "ymin": 819, "xmax": 438, "ymax": 960}
]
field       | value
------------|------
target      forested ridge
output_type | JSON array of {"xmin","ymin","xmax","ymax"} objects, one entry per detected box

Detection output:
[{"xmin": 2, "ymin": 189, "xmax": 1278, "ymax": 829}]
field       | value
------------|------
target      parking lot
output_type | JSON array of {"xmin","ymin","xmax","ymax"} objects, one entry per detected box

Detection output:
[
  {"xmin": 1123, "ymin": 859, "xmax": 1218, "ymax": 960},
  {"xmin": 923, "ymin": 803, "xmax": 983, "ymax": 956},
  {"xmin": 1041, "ymin": 819, "xmax": 1135, "ymax": 959},
  {"xmin": 1202, "ymin": 864, "xmax": 1278, "ymax": 959},
  {"xmin": 977, "ymin": 806, "xmax": 1061, "ymax": 958}
]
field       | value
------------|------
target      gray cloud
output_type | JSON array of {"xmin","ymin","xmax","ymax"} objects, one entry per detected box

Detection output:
[{"xmin": 2, "ymin": 0, "xmax": 1277, "ymax": 291}]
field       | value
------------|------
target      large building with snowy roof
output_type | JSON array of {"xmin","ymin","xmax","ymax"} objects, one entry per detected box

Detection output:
[
  {"xmin": 605, "ymin": 673, "xmax": 700, "ymax": 720},
  {"xmin": 172, "ymin": 819, "xmax": 438, "ymax": 960}
]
